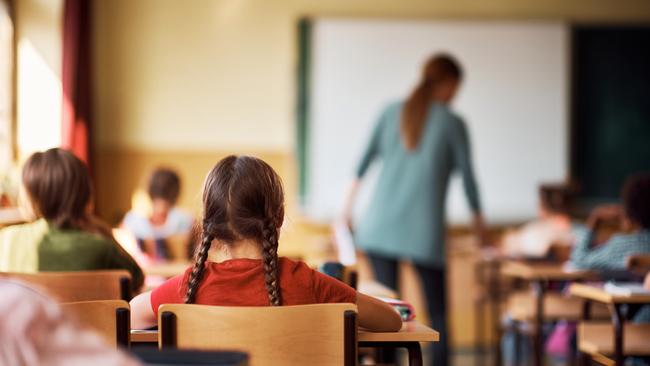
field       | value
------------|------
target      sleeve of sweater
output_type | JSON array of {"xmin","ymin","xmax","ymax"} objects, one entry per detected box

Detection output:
[
  {"xmin": 356, "ymin": 106, "xmax": 389, "ymax": 178},
  {"xmin": 449, "ymin": 116, "xmax": 481, "ymax": 213},
  {"xmin": 569, "ymin": 226, "xmax": 619, "ymax": 270}
]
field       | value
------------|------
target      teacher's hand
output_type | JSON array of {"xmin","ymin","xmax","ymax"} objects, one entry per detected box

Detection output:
[
  {"xmin": 341, "ymin": 179, "xmax": 361, "ymax": 231},
  {"xmin": 340, "ymin": 210, "xmax": 354, "ymax": 233}
]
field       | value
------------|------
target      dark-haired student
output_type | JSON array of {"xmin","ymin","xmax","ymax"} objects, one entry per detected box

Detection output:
[
  {"xmin": 570, "ymin": 174, "xmax": 650, "ymax": 326},
  {"xmin": 122, "ymin": 168, "xmax": 193, "ymax": 260},
  {"xmin": 130, "ymin": 155, "xmax": 402, "ymax": 332},
  {"xmin": 570, "ymin": 174, "xmax": 650, "ymax": 271},
  {"xmin": 0, "ymin": 148, "xmax": 144, "ymax": 291}
]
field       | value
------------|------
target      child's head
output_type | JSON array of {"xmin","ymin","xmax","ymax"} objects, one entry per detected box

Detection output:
[
  {"xmin": 185, "ymin": 155, "xmax": 285, "ymax": 305},
  {"xmin": 21, "ymin": 148, "xmax": 93, "ymax": 230},
  {"xmin": 622, "ymin": 174, "xmax": 650, "ymax": 230},
  {"xmin": 147, "ymin": 168, "xmax": 181, "ymax": 221},
  {"xmin": 538, "ymin": 184, "xmax": 573, "ymax": 218}
]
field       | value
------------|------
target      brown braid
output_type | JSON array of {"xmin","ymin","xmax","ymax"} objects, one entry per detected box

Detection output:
[
  {"xmin": 262, "ymin": 220, "xmax": 281, "ymax": 306},
  {"xmin": 186, "ymin": 155, "xmax": 285, "ymax": 306},
  {"xmin": 185, "ymin": 223, "xmax": 214, "ymax": 303}
]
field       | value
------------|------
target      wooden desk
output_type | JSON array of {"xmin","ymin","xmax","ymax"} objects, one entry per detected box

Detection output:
[
  {"xmin": 358, "ymin": 280, "xmax": 398, "ymax": 299},
  {"xmin": 502, "ymin": 262, "xmax": 595, "ymax": 366},
  {"xmin": 143, "ymin": 262, "xmax": 190, "ymax": 278},
  {"xmin": 570, "ymin": 283, "xmax": 650, "ymax": 304},
  {"xmin": 474, "ymin": 255, "xmax": 505, "ymax": 366},
  {"xmin": 131, "ymin": 321, "xmax": 438, "ymax": 366},
  {"xmin": 569, "ymin": 283, "xmax": 650, "ymax": 365},
  {"xmin": 501, "ymin": 261, "xmax": 595, "ymax": 281}
]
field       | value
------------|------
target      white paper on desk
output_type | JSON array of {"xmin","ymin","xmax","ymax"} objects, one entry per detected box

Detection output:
[
  {"xmin": 604, "ymin": 282, "xmax": 650, "ymax": 296},
  {"xmin": 333, "ymin": 220, "xmax": 357, "ymax": 266}
]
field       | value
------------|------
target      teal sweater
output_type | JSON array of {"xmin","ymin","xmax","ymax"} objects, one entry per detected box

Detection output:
[{"xmin": 355, "ymin": 102, "xmax": 481, "ymax": 266}]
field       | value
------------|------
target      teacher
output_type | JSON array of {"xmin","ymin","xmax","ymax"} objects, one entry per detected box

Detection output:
[{"xmin": 342, "ymin": 53, "xmax": 486, "ymax": 366}]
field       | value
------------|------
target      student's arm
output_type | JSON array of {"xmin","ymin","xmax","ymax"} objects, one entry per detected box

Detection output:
[
  {"xmin": 569, "ymin": 225, "xmax": 617, "ymax": 270},
  {"xmin": 357, "ymin": 293, "xmax": 403, "ymax": 332},
  {"xmin": 450, "ymin": 117, "xmax": 488, "ymax": 245},
  {"xmin": 131, "ymin": 274, "xmax": 185, "ymax": 329},
  {"xmin": 312, "ymin": 268, "xmax": 402, "ymax": 332},
  {"xmin": 130, "ymin": 291, "xmax": 157, "ymax": 329}
]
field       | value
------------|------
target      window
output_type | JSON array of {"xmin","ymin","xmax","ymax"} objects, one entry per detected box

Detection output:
[{"xmin": 0, "ymin": 0, "xmax": 14, "ymax": 172}]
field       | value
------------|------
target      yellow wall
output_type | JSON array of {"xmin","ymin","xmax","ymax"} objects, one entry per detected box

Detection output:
[
  {"xmin": 15, "ymin": 0, "xmax": 63, "ymax": 158},
  {"xmin": 92, "ymin": 0, "xmax": 650, "ymax": 152}
]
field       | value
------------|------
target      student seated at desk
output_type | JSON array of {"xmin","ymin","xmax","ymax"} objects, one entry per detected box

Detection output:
[
  {"xmin": 570, "ymin": 174, "xmax": 650, "ymax": 271},
  {"xmin": 0, "ymin": 148, "xmax": 144, "ymax": 290},
  {"xmin": 130, "ymin": 156, "xmax": 402, "ymax": 332},
  {"xmin": 122, "ymin": 168, "xmax": 194, "ymax": 261},
  {"xmin": 501, "ymin": 184, "xmax": 575, "ymax": 258},
  {"xmin": 565, "ymin": 175, "xmax": 650, "ymax": 365}
]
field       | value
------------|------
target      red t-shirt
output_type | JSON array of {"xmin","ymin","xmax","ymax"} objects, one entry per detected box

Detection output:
[{"xmin": 150, "ymin": 257, "xmax": 357, "ymax": 316}]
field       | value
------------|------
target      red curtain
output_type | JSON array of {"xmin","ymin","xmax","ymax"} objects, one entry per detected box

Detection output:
[{"xmin": 61, "ymin": 0, "xmax": 92, "ymax": 165}]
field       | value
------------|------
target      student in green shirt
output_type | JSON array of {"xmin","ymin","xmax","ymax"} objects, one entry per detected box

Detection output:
[{"xmin": 0, "ymin": 148, "xmax": 144, "ymax": 291}]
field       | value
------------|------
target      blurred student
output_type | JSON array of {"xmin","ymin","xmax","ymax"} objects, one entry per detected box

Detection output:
[
  {"xmin": 130, "ymin": 156, "xmax": 402, "ymax": 332},
  {"xmin": 501, "ymin": 184, "xmax": 575, "ymax": 258},
  {"xmin": 0, "ymin": 148, "xmax": 144, "ymax": 290},
  {"xmin": 570, "ymin": 174, "xmax": 650, "ymax": 271},
  {"xmin": 0, "ymin": 279, "xmax": 140, "ymax": 366},
  {"xmin": 122, "ymin": 168, "xmax": 193, "ymax": 261}
]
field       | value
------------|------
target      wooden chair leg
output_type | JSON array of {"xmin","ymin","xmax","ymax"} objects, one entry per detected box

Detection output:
[
  {"xmin": 343, "ymin": 310, "xmax": 357, "ymax": 366},
  {"xmin": 160, "ymin": 311, "xmax": 177, "ymax": 348},
  {"xmin": 115, "ymin": 307, "xmax": 130, "ymax": 347},
  {"xmin": 119, "ymin": 277, "xmax": 132, "ymax": 301},
  {"xmin": 476, "ymin": 297, "xmax": 485, "ymax": 366}
]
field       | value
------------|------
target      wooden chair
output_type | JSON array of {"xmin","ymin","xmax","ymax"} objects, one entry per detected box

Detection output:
[
  {"xmin": 506, "ymin": 291, "xmax": 610, "ymax": 322},
  {"xmin": 158, "ymin": 303, "xmax": 358, "ymax": 366},
  {"xmin": 0, "ymin": 270, "xmax": 132, "ymax": 301},
  {"xmin": 61, "ymin": 300, "xmax": 130, "ymax": 347},
  {"xmin": 578, "ymin": 321, "xmax": 650, "ymax": 366}
]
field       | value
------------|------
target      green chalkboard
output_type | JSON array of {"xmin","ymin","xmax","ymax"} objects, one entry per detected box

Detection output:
[{"xmin": 572, "ymin": 26, "xmax": 650, "ymax": 201}]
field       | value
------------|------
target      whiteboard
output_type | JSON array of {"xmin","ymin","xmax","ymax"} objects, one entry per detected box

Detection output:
[{"xmin": 305, "ymin": 19, "xmax": 569, "ymax": 224}]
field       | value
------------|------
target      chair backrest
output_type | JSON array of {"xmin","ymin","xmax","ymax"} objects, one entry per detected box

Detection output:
[
  {"xmin": 0, "ymin": 270, "xmax": 132, "ymax": 301},
  {"xmin": 158, "ymin": 303, "xmax": 357, "ymax": 366},
  {"xmin": 131, "ymin": 348, "xmax": 248, "ymax": 366},
  {"xmin": 627, "ymin": 254, "xmax": 650, "ymax": 276},
  {"xmin": 61, "ymin": 300, "xmax": 130, "ymax": 347}
]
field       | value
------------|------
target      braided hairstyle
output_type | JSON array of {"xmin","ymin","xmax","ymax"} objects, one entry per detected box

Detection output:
[{"xmin": 184, "ymin": 156, "xmax": 285, "ymax": 305}]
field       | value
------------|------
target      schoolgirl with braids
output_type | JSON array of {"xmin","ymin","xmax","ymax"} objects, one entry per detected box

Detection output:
[{"xmin": 131, "ymin": 155, "xmax": 402, "ymax": 332}]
